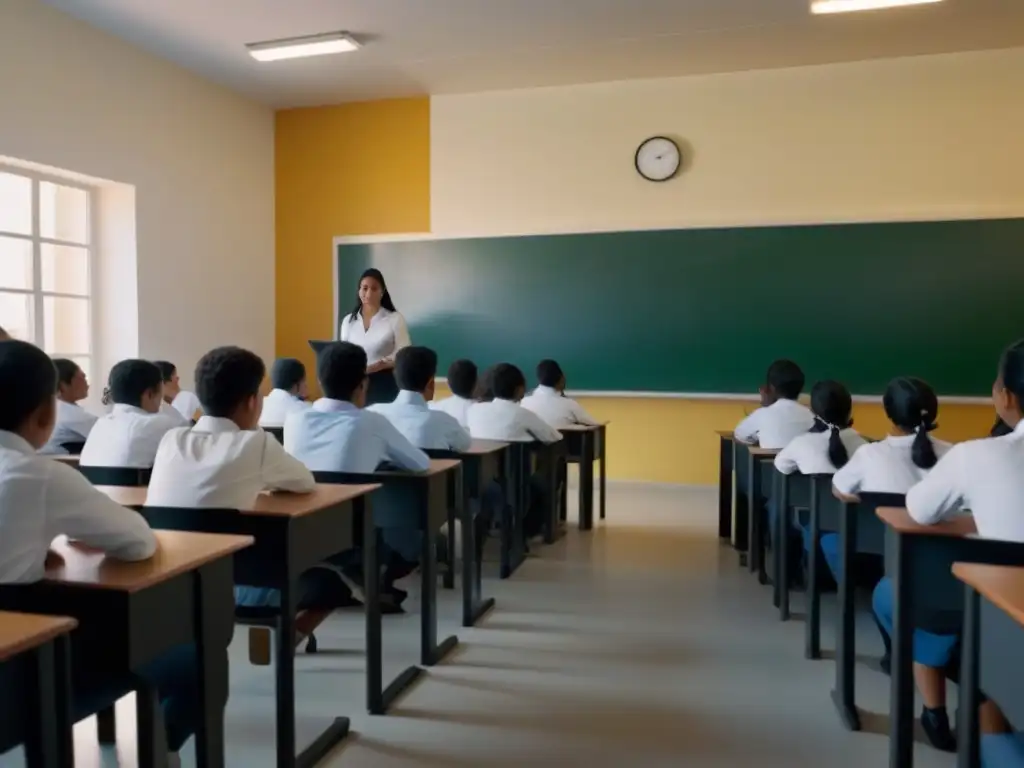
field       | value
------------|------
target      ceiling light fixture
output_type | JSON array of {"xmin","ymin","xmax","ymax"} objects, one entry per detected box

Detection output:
[
  {"xmin": 811, "ymin": 0, "xmax": 943, "ymax": 13},
  {"xmin": 246, "ymin": 32, "xmax": 360, "ymax": 62}
]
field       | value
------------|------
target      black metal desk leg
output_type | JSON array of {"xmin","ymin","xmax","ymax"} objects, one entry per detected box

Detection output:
[
  {"xmin": 443, "ymin": 473, "xmax": 456, "ymax": 590},
  {"xmin": 957, "ymin": 586, "xmax": 981, "ymax": 768},
  {"xmin": 598, "ymin": 427, "xmax": 606, "ymax": 521},
  {"xmin": 275, "ymin": 578, "xmax": 298, "ymax": 768},
  {"xmin": 831, "ymin": 502, "xmax": 860, "ymax": 730},
  {"xmin": 889, "ymin": 533, "xmax": 915, "ymax": 768},
  {"xmin": 806, "ymin": 486, "xmax": 821, "ymax": 660},
  {"xmin": 748, "ymin": 454, "xmax": 760, "ymax": 576},
  {"xmin": 778, "ymin": 473, "xmax": 790, "ymax": 621},
  {"xmin": 579, "ymin": 433, "xmax": 594, "ymax": 531},
  {"xmin": 718, "ymin": 436, "xmax": 733, "ymax": 540},
  {"xmin": 193, "ymin": 566, "xmax": 228, "ymax": 768},
  {"xmin": 97, "ymin": 705, "xmax": 116, "ymax": 745},
  {"xmin": 364, "ymin": 496, "xmax": 384, "ymax": 714},
  {"xmin": 24, "ymin": 639, "xmax": 70, "ymax": 768},
  {"xmin": 421, "ymin": 490, "xmax": 459, "ymax": 667},
  {"xmin": 136, "ymin": 683, "xmax": 168, "ymax": 768}
]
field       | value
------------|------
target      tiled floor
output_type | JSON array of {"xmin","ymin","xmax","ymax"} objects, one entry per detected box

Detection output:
[{"xmin": 5, "ymin": 484, "xmax": 957, "ymax": 766}]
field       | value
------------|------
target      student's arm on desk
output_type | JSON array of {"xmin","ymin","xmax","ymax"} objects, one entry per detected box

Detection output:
[
  {"xmin": 440, "ymin": 413, "xmax": 472, "ymax": 453},
  {"xmin": 568, "ymin": 398, "xmax": 600, "ymax": 427},
  {"xmin": 259, "ymin": 432, "xmax": 316, "ymax": 493},
  {"xmin": 378, "ymin": 414, "xmax": 431, "ymax": 471},
  {"xmin": 522, "ymin": 409, "xmax": 563, "ymax": 444},
  {"xmin": 831, "ymin": 446, "xmax": 865, "ymax": 502},
  {"xmin": 733, "ymin": 409, "xmax": 761, "ymax": 444},
  {"xmin": 45, "ymin": 462, "xmax": 156, "ymax": 560},
  {"xmin": 905, "ymin": 445, "xmax": 967, "ymax": 526},
  {"xmin": 773, "ymin": 441, "xmax": 799, "ymax": 475}
]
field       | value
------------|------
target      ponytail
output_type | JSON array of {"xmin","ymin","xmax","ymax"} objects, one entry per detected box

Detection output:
[
  {"xmin": 826, "ymin": 422, "xmax": 851, "ymax": 469},
  {"xmin": 911, "ymin": 410, "xmax": 939, "ymax": 469},
  {"xmin": 809, "ymin": 380, "xmax": 854, "ymax": 469}
]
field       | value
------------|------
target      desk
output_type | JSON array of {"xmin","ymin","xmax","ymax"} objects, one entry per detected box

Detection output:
[
  {"xmin": 954, "ymin": 563, "xmax": 1024, "ymax": 768},
  {"xmin": 311, "ymin": 460, "xmax": 462, "ymax": 695},
  {"xmin": 747, "ymin": 447, "xmax": 779, "ymax": 584},
  {"xmin": 426, "ymin": 440, "xmax": 507, "ymax": 626},
  {"xmin": 876, "ymin": 507, "xmax": 1024, "ymax": 768},
  {"xmin": 0, "ymin": 531, "xmax": 250, "ymax": 768},
  {"xmin": 715, "ymin": 431, "xmax": 734, "ymax": 542},
  {"xmin": 559, "ymin": 423, "xmax": 607, "ymax": 531},
  {"xmin": 0, "ymin": 612, "xmax": 76, "ymax": 767},
  {"xmin": 531, "ymin": 440, "xmax": 567, "ymax": 545},
  {"xmin": 98, "ymin": 484, "xmax": 378, "ymax": 768}
]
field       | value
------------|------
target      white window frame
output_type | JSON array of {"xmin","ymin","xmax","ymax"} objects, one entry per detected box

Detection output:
[{"xmin": 0, "ymin": 164, "xmax": 95, "ymax": 380}]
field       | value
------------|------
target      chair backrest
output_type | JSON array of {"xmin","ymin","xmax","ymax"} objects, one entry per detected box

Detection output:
[
  {"xmin": 311, "ymin": 470, "xmax": 378, "ymax": 485},
  {"xmin": 263, "ymin": 426, "xmax": 284, "ymax": 443},
  {"xmin": 78, "ymin": 465, "xmax": 152, "ymax": 487},
  {"xmin": 854, "ymin": 493, "xmax": 906, "ymax": 556},
  {"xmin": 60, "ymin": 440, "xmax": 86, "ymax": 455}
]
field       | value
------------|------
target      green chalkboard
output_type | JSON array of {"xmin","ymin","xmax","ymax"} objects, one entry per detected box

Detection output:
[{"xmin": 335, "ymin": 219, "xmax": 1024, "ymax": 396}]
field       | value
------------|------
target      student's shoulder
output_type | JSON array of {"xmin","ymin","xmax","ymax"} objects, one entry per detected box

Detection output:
[{"xmin": 429, "ymin": 409, "xmax": 465, "ymax": 430}]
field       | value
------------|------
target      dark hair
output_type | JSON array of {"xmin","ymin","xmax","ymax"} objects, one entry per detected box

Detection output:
[
  {"xmin": 991, "ymin": 417, "xmax": 1013, "ymax": 437},
  {"xmin": 808, "ymin": 380, "xmax": 855, "ymax": 469},
  {"xmin": 108, "ymin": 360, "xmax": 163, "ymax": 408},
  {"xmin": 883, "ymin": 377, "xmax": 939, "ymax": 469},
  {"xmin": 270, "ymin": 358, "xmax": 306, "ymax": 392},
  {"xmin": 536, "ymin": 359, "xmax": 565, "ymax": 389},
  {"xmin": 766, "ymin": 359, "xmax": 805, "ymax": 400},
  {"xmin": 348, "ymin": 268, "xmax": 397, "ymax": 321},
  {"xmin": 447, "ymin": 359, "xmax": 478, "ymax": 399},
  {"xmin": 475, "ymin": 365, "xmax": 496, "ymax": 402},
  {"xmin": 997, "ymin": 338, "xmax": 1024, "ymax": 404},
  {"xmin": 52, "ymin": 358, "xmax": 81, "ymax": 387},
  {"xmin": 491, "ymin": 363, "xmax": 527, "ymax": 401},
  {"xmin": 394, "ymin": 346, "xmax": 437, "ymax": 393},
  {"xmin": 0, "ymin": 341, "xmax": 57, "ymax": 432},
  {"xmin": 194, "ymin": 347, "xmax": 266, "ymax": 418},
  {"xmin": 317, "ymin": 341, "xmax": 367, "ymax": 401},
  {"xmin": 153, "ymin": 360, "xmax": 177, "ymax": 383}
]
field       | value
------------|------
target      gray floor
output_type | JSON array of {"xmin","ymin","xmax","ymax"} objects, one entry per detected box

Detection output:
[{"xmin": 7, "ymin": 484, "xmax": 958, "ymax": 766}]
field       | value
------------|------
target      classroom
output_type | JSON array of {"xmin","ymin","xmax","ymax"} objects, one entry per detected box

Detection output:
[{"xmin": 1, "ymin": 0, "xmax": 1024, "ymax": 766}]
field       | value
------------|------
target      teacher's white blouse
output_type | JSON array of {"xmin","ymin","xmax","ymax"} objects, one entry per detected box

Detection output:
[{"xmin": 339, "ymin": 308, "xmax": 411, "ymax": 365}]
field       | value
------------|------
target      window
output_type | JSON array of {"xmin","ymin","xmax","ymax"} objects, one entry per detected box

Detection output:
[{"xmin": 0, "ymin": 168, "xmax": 93, "ymax": 381}]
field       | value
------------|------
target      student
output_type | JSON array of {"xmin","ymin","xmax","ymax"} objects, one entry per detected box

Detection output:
[
  {"xmin": 475, "ymin": 365, "xmax": 497, "ymax": 403},
  {"xmin": 370, "ymin": 346, "xmax": 471, "ymax": 451},
  {"xmin": 259, "ymin": 357, "xmax": 311, "ymax": 427},
  {"xmin": 81, "ymin": 359, "xmax": 182, "ymax": 468},
  {"xmin": 772, "ymin": 380, "xmax": 866, "ymax": 571},
  {"xmin": 881, "ymin": 341, "xmax": 1024, "ymax": 758},
  {"xmin": 39, "ymin": 358, "xmax": 97, "ymax": 454},
  {"xmin": 430, "ymin": 358, "xmax": 478, "ymax": 428},
  {"xmin": 521, "ymin": 359, "xmax": 600, "ymax": 429},
  {"xmin": 734, "ymin": 359, "xmax": 815, "ymax": 448},
  {"xmin": 0, "ymin": 340, "xmax": 204, "ymax": 767},
  {"xmin": 285, "ymin": 342, "xmax": 430, "ymax": 603},
  {"xmin": 155, "ymin": 360, "xmax": 202, "ymax": 422},
  {"xmin": 147, "ymin": 347, "xmax": 341, "ymax": 666}
]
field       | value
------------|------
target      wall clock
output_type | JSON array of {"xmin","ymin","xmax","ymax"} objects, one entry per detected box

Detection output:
[{"xmin": 635, "ymin": 136, "xmax": 681, "ymax": 182}]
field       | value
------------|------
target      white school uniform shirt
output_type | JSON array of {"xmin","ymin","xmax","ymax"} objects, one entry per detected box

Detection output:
[
  {"xmin": 368, "ymin": 390, "xmax": 471, "ymax": 451},
  {"xmin": 430, "ymin": 395, "xmax": 474, "ymax": 429},
  {"xmin": 284, "ymin": 398, "xmax": 430, "ymax": 473},
  {"xmin": 832, "ymin": 433, "xmax": 952, "ymax": 496},
  {"xmin": 339, "ymin": 308, "xmax": 411, "ymax": 366},
  {"xmin": 147, "ymin": 416, "xmax": 316, "ymax": 510},
  {"xmin": 0, "ymin": 431, "xmax": 156, "ymax": 583},
  {"xmin": 733, "ymin": 398, "xmax": 815, "ymax": 449},
  {"xmin": 467, "ymin": 398, "xmax": 563, "ymax": 444},
  {"xmin": 907, "ymin": 421, "xmax": 1024, "ymax": 542},
  {"xmin": 520, "ymin": 385, "xmax": 600, "ymax": 429},
  {"xmin": 774, "ymin": 428, "xmax": 868, "ymax": 476},
  {"xmin": 159, "ymin": 401, "xmax": 190, "ymax": 426},
  {"xmin": 171, "ymin": 390, "xmax": 203, "ymax": 421},
  {"xmin": 39, "ymin": 399, "xmax": 99, "ymax": 454},
  {"xmin": 259, "ymin": 388, "xmax": 311, "ymax": 427},
  {"xmin": 80, "ymin": 404, "xmax": 183, "ymax": 468}
]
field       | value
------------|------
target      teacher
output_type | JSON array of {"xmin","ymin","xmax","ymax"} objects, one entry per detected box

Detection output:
[{"xmin": 339, "ymin": 267, "xmax": 411, "ymax": 405}]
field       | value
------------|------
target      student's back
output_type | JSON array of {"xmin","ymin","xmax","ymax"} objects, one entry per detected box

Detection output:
[
  {"xmin": 429, "ymin": 358, "xmax": 478, "ymax": 429},
  {"xmin": 285, "ymin": 342, "xmax": 430, "ymax": 473},
  {"xmin": 520, "ymin": 359, "xmax": 599, "ymax": 429},
  {"xmin": 259, "ymin": 357, "xmax": 311, "ymax": 426},
  {"xmin": 467, "ymin": 363, "xmax": 562, "ymax": 444},
  {"xmin": 734, "ymin": 359, "xmax": 814, "ymax": 449},
  {"xmin": 775, "ymin": 381, "xmax": 867, "ymax": 475}
]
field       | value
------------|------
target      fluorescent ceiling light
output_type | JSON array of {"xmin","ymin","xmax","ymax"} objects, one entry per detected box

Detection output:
[
  {"xmin": 811, "ymin": 0, "xmax": 943, "ymax": 13},
  {"xmin": 247, "ymin": 32, "xmax": 360, "ymax": 62}
]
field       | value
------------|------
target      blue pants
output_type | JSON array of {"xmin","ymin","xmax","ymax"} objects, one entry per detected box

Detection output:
[
  {"xmin": 872, "ymin": 577, "xmax": 959, "ymax": 667},
  {"xmin": 820, "ymin": 534, "xmax": 841, "ymax": 582},
  {"xmin": 235, "ymin": 566, "xmax": 350, "ymax": 609},
  {"xmin": 983, "ymin": 732, "xmax": 1024, "ymax": 767}
]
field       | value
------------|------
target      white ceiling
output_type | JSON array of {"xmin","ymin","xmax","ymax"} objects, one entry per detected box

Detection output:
[{"xmin": 41, "ymin": 0, "xmax": 1024, "ymax": 108}]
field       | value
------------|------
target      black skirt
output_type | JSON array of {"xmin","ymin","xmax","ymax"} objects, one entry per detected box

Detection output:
[{"xmin": 366, "ymin": 369, "xmax": 399, "ymax": 406}]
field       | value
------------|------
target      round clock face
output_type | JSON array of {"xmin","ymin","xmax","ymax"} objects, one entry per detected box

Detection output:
[{"xmin": 635, "ymin": 136, "xmax": 681, "ymax": 182}]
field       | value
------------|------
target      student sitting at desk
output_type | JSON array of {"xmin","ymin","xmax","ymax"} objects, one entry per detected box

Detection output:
[
  {"xmin": 830, "ymin": 376, "xmax": 953, "ymax": 749},
  {"xmin": 285, "ymin": 341, "xmax": 430, "ymax": 605},
  {"xmin": 154, "ymin": 360, "xmax": 202, "ymax": 423},
  {"xmin": 39, "ymin": 358, "xmax": 97, "ymax": 454},
  {"xmin": 772, "ymin": 380, "xmax": 866, "ymax": 573},
  {"xmin": 259, "ymin": 357, "xmax": 311, "ymax": 427},
  {"xmin": 430, "ymin": 358, "xmax": 478, "ymax": 428},
  {"xmin": 147, "ymin": 347, "xmax": 344, "ymax": 667},
  {"xmin": 0, "ymin": 340, "xmax": 205, "ymax": 767},
  {"xmin": 734, "ymin": 359, "xmax": 814, "ymax": 449},
  {"xmin": 889, "ymin": 340, "xmax": 1024, "ymax": 759},
  {"xmin": 522, "ymin": 359, "xmax": 600, "ymax": 428},
  {"xmin": 81, "ymin": 360, "xmax": 182, "ymax": 468},
  {"xmin": 468, "ymin": 363, "xmax": 562, "ymax": 539}
]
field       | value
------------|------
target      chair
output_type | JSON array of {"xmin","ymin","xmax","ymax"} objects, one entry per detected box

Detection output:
[
  {"xmin": 78, "ymin": 466, "xmax": 152, "ymax": 487},
  {"xmin": 263, "ymin": 426, "xmax": 284, "ymax": 443},
  {"xmin": 60, "ymin": 441, "xmax": 86, "ymax": 455}
]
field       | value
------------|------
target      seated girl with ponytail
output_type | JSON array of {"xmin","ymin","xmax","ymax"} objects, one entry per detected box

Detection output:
[
  {"xmin": 831, "ymin": 377, "xmax": 955, "ymax": 750},
  {"xmin": 772, "ymin": 380, "xmax": 866, "ymax": 568}
]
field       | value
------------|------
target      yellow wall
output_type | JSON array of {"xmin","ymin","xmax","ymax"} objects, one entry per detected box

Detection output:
[{"xmin": 275, "ymin": 98, "xmax": 430, "ymax": 378}]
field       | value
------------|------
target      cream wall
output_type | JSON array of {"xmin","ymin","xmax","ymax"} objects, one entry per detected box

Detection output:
[
  {"xmin": 431, "ymin": 48, "xmax": 1024, "ymax": 236},
  {"xmin": 0, "ymin": 0, "xmax": 275, "ymax": 387}
]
